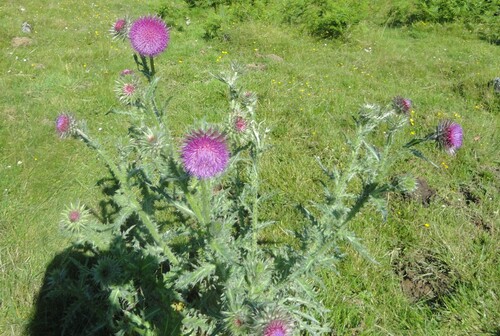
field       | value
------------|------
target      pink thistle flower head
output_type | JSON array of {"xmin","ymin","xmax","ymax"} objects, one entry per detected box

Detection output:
[
  {"xmin": 69, "ymin": 210, "xmax": 81, "ymax": 223},
  {"xmin": 60, "ymin": 201, "xmax": 90, "ymax": 234},
  {"xmin": 110, "ymin": 17, "xmax": 129, "ymax": 40},
  {"xmin": 263, "ymin": 319, "xmax": 291, "ymax": 336},
  {"xmin": 393, "ymin": 96, "xmax": 412, "ymax": 115},
  {"xmin": 114, "ymin": 19, "xmax": 126, "ymax": 32},
  {"xmin": 56, "ymin": 113, "xmax": 76, "ymax": 139},
  {"xmin": 436, "ymin": 120, "xmax": 463, "ymax": 155},
  {"xmin": 256, "ymin": 308, "xmax": 294, "ymax": 336},
  {"xmin": 234, "ymin": 116, "xmax": 248, "ymax": 133},
  {"xmin": 116, "ymin": 82, "xmax": 138, "ymax": 104},
  {"xmin": 120, "ymin": 69, "xmax": 134, "ymax": 76},
  {"xmin": 181, "ymin": 129, "xmax": 230, "ymax": 179},
  {"xmin": 129, "ymin": 16, "xmax": 169, "ymax": 57},
  {"xmin": 123, "ymin": 83, "xmax": 136, "ymax": 96},
  {"xmin": 114, "ymin": 78, "xmax": 140, "ymax": 105}
]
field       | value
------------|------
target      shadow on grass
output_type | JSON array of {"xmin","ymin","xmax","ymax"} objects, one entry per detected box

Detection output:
[
  {"xmin": 28, "ymin": 171, "xmax": 190, "ymax": 335},
  {"xmin": 27, "ymin": 236, "xmax": 183, "ymax": 335}
]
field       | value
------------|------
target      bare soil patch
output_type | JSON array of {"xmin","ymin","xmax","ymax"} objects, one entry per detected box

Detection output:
[
  {"xmin": 393, "ymin": 248, "xmax": 458, "ymax": 305},
  {"xmin": 11, "ymin": 37, "xmax": 33, "ymax": 47},
  {"xmin": 401, "ymin": 177, "xmax": 436, "ymax": 206}
]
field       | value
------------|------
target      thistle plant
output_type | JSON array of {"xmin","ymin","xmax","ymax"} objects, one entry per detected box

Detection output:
[{"xmin": 48, "ymin": 14, "xmax": 463, "ymax": 335}]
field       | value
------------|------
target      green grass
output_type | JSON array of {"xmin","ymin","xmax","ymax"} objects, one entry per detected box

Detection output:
[{"xmin": 1, "ymin": 0, "xmax": 499, "ymax": 335}]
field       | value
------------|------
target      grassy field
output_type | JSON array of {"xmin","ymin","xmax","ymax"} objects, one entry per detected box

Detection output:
[{"xmin": 1, "ymin": 0, "xmax": 499, "ymax": 335}]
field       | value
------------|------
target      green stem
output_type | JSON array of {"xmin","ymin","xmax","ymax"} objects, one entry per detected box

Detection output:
[
  {"xmin": 403, "ymin": 132, "xmax": 436, "ymax": 148},
  {"xmin": 75, "ymin": 128, "xmax": 179, "ymax": 265},
  {"xmin": 129, "ymin": 192, "xmax": 179, "ymax": 265},
  {"xmin": 150, "ymin": 87, "xmax": 164, "ymax": 129},
  {"xmin": 251, "ymin": 157, "xmax": 259, "ymax": 247},
  {"xmin": 149, "ymin": 57, "xmax": 155, "ymax": 79},
  {"xmin": 379, "ymin": 129, "xmax": 396, "ymax": 179},
  {"xmin": 249, "ymin": 133, "xmax": 262, "ymax": 247},
  {"xmin": 341, "ymin": 183, "xmax": 376, "ymax": 227},
  {"xmin": 335, "ymin": 128, "xmax": 363, "ymax": 199},
  {"xmin": 201, "ymin": 179, "xmax": 211, "ymax": 227},
  {"xmin": 76, "ymin": 129, "xmax": 120, "ymax": 178}
]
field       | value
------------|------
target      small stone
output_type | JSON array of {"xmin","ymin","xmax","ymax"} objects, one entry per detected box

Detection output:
[
  {"xmin": 22, "ymin": 22, "xmax": 32, "ymax": 33},
  {"xmin": 489, "ymin": 77, "xmax": 500, "ymax": 94}
]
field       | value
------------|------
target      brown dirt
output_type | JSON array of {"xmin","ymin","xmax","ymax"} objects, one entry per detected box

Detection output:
[
  {"xmin": 470, "ymin": 214, "xmax": 493, "ymax": 233},
  {"xmin": 460, "ymin": 184, "xmax": 481, "ymax": 205},
  {"xmin": 246, "ymin": 63, "xmax": 267, "ymax": 71},
  {"xmin": 11, "ymin": 37, "xmax": 33, "ymax": 47},
  {"xmin": 393, "ymin": 248, "xmax": 457, "ymax": 305},
  {"xmin": 402, "ymin": 177, "xmax": 436, "ymax": 206}
]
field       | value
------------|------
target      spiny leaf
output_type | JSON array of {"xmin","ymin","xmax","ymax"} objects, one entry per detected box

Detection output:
[
  {"xmin": 369, "ymin": 195, "xmax": 388, "ymax": 222},
  {"xmin": 209, "ymin": 238, "xmax": 238, "ymax": 263},
  {"xmin": 408, "ymin": 148, "xmax": 439, "ymax": 168},
  {"xmin": 175, "ymin": 263, "xmax": 216, "ymax": 290},
  {"xmin": 363, "ymin": 140, "xmax": 381, "ymax": 161},
  {"xmin": 340, "ymin": 230, "xmax": 379, "ymax": 264}
]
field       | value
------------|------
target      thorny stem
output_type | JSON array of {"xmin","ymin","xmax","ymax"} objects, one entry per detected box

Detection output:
[
  {"xmin": 149, "ymin": 85, "xmax": 165, "ymax": 131},
  {"xmin": 403, "ymin": 132, "xmax": 436, "ymax": 148},
  {"xmin": 201, "ymin": 179, "xmax": 211, "ymax": 227},
  {"xmin": 149, "ymin": 57, "xmax": 156, "ymax": 79},
  {"xmin": 75, "ymin": 128, "xmax": 179, "ymax": 265},
  {"xmin": 334, "ymin": 127, "xmax": 364, "ymax": 206},
  {"xmin": 249, "ymin": 122, "xmax": 264, "ymax": 248},
  {"xmin": 342, "ymin": 183, "xmax": 378, "ymax": 226},
  {"xmin": 134, "ymin": 54, "xmax": 155, "ymax": 82}
]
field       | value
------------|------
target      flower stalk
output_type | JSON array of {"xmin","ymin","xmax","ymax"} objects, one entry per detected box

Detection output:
[{"xmin": 74, "ymin": 127, "xmax": 179, "ymax": 265}]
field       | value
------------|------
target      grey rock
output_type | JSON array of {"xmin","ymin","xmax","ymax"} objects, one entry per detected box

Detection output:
[{"xmin": 22, "ymin": 22, "xmax": 32, "ymax": 33}]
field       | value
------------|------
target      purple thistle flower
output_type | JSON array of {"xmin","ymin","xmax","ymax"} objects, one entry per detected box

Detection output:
[
  {"xmin": 60, "ymin": 201, "xmax": 90, "ymax": 234},
  {"xmin": 123, "ymin": 83, "xmax": 136, "ymax": 96},
  {"xmin": 114, "ymin": 19, "xmax": 126, "ymax": 32},
  {"xmin": 181, "ymin": 129, "xmax": 230, "ymax": 179},
  {"xmin": 69, "ymin": 210, "xmax": 81, "ymax": 223},
  {"xmin": 120, "ymin": 68, "xmax": 134, "ymax": 76},
  {"xmin": 118, "ymin": 82, "xmax": 138, "ymax": 103},
  {"xmin": 436, "ymin": 120, "xmax": 463, "ymax": 155},
  {"xmin": 263, "ymin": 319, "xmax": 290, "ymax": 336},
  {"xmin": 393, "ymin": 96, "xmax": 412, "ymax": 115},
  {"xmin": 56, "ymin": 113, "xmax": 75, "ymax": 138},
  {"xmin": 234, "ymin": 116, "xmax": 248, "ymax": 133},
  {"xmin": 129, "ymin": 16, "xmax": 169, "ymax": 57},
  {"xmin": 110, "ymin": 17, "xmax": 129, "ymax": 40},
  {"xmin": 114, "ymin": 78, "xmax": 140, "ymax": 105}
]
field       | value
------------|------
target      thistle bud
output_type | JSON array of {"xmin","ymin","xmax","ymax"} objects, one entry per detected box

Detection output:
[
  {"xmin": 254, "ymin": 307, "xmax": 294, "ymax": 336},
  {"xmin": 393, "ymin": 175, "xmax": 418, "ymax": 193},
  {"xmin": 91, "ymin": 256, "xmax": 121, "ymax": 287},
  {"xmin": 392, "ymin": 96, "xmax": 412, "ymax": 115},
  {"xmin": 110, "ymin": 17, "xmax": 130, "ymax": 41},
  {"xmin": 60, "ymin": 201, "xmax": 90, "ymax": 234},
  {"xmin": 114, "ymin": 76, "xmax": 141, "ymax": 105},
  {"xmin": 55, "ymin": 113, "xmax": 77, "ymax": 139}
]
